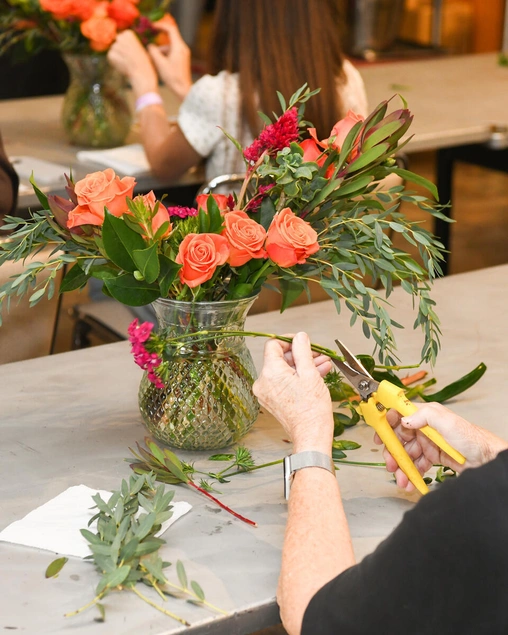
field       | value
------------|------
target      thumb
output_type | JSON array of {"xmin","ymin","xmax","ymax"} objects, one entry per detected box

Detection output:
[
  {"xmin": 148, "ymin": 44, "xmax": 167, "ymax": 70},
  {"xmin": 291, "ymin": 332, "xmax": 317, "ymax": 375}
]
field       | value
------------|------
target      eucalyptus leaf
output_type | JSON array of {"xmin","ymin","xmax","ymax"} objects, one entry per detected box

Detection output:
[{"xmin": 45, "ymin": 557, "xmax": 68, "ymax": 578}]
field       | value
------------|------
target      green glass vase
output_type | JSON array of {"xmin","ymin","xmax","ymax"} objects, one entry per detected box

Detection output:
[
  {"xmin": 138, "ymin": 296, "xmax": 260, "ymax": 451},
  {"xmin": 61, "ymin": 54, "xmax": 132, "ymax": 148}
]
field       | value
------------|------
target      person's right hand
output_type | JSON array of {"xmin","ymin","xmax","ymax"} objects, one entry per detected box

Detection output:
[
  {"xmin": 107, "ymin": 30, "xmax": 159, "ymax": 97},
  {"xmin": 378, "ymin": 402, "xmax": 508, "ymax": 491},
  {"xmin": 147, "ymin": 17, "xmax": 192, "ymax": 102}
]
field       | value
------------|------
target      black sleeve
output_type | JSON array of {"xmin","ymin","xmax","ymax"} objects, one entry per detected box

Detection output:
[
  {"xmin": 0, "ymin": 132, "xmax": 19, "ymax": 217},
  {"xmin": 302, "ymin": 450, "xmax": 508, "ymax": 635}
]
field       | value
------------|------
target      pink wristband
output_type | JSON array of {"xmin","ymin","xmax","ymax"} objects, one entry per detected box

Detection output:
[{"xmin": 135, "ymin": 92, "xmax": 164, "ymax": 113}]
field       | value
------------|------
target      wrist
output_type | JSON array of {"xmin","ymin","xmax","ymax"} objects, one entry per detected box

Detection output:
[{"xmin": 135, "ymin": 91, "xmax": 164, "ymax": 114}]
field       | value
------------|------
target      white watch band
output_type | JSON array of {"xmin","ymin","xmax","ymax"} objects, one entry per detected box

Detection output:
[{"xmin": 283, "ymin": 451, "xmax": 335, "ymax": 499}]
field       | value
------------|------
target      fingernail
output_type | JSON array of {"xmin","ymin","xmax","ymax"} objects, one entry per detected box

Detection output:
[
  {"xmin": 401, "ymin": 416, "xmax": 413, "ymax": 426},
  {"xmin": 294, "ymin": 332, "xmax": 307, "ymax": 343}
]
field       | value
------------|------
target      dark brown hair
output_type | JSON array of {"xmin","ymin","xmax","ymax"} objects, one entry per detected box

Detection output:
[{"xmin": 208, "ymin": 0, "xmax": 347, "ymax": 139}]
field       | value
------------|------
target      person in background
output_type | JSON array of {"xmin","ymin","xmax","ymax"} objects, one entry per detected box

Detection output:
[
  {"xmin": 0, "ymin": 132, "xmax": 19, "ymax": 219},
  {"xmin": 253, "ymin": 332, "xmax": 508, "ymax": 635},
  {"xmin": 107, "ymin": 0, "xmax": 367, "ymax": 182}
]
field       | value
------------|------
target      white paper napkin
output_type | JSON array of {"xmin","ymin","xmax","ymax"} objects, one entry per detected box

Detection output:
[
  {"xmin": 0, "ymin": 484, "xmax": 192, "ymax": 559},
  {"xmin": 76, "ymin": 143, "xmax": 151, "ymax": 176}
]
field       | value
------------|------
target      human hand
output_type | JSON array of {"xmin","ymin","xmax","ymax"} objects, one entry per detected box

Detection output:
[
  {"xmin": 147, "ymin": 17, "xmax": 192, "ymax": 101},
  {"xmin": 107, "ymin": 30, "xmax": 159, "ymax": 97},
  {"xmin": 377, "ymin": 402, "xmax": 508, "ymax": 491},
  {"xmin": 253, "ymin": 332, "xmax": 334, "ymax": 455}
]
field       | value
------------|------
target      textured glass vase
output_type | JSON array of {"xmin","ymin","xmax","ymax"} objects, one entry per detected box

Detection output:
[
  {"xmin": 138, "ymin": 296, "xmax": 260, "ymax": 451},
  {"xmin": 61, "ymin": 54, "xmax": 132, "ymax": 148}
]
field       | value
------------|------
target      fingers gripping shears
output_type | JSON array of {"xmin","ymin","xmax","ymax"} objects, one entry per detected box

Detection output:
[{"xmin": 333, "ymin": 339, "xmax": 466, "ymax": 495}]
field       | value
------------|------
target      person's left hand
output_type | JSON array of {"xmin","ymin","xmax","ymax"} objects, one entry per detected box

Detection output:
[
  {"xmin": 107, "ymin": 30, "xmax": 159, "ymax": 97},
  {"xmin": 253, "ymin": 332, "xmax": 333, "ymax": 455}
]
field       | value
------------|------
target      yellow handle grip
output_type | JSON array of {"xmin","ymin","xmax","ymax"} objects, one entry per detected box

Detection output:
[
  {"xmin": 375, "ymin": 381, "xmax": 466, "ymax": 465},
  {"xmin": 359, "ymin": 398, "xmax": 429, "ymax": 495}
]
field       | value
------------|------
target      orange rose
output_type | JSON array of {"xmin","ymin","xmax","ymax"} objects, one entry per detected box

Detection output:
[
  {"xmin": 67, "ymin": 168, "xmax": 136, "ymax": 228},
  {"xmin": 309, "ymin": 110, "xmax": 364, "ymax": 160},
  {"xmin": 40, "ymin": 0, "xmax": 77, "ymax": 19},
  {"xmin": 175, "ymin": 233, "xmax": 229, "ymax": 288},
  {"xmin": 131, "ymin": 191, "xmax": 172, "ymax": 239},
  {"xmin": 108, "ymin": 0, "xmax": 140, "ymax": 30},
  {"xmin": 195, "ymin": 193, "xmax": 230, "ymax": 214},
  {"xmin": 300, "ymin": 138, "xmax": 334, "ymax": 178},
  {"xmin": 222, "ymin": 211, "xmax": 267, "ymax": 267},
  {"xmin": 81, "ymin": 16, "xmax": 118, "ymax": 51},
  {"xmin": 265, "ymin": 207, "xmax": 319, "ymax": 267}
]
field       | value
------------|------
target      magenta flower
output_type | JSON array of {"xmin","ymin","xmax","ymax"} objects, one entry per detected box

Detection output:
[
  {"xmin": 167, "ymin": 206, "xmax": 198, "ymax": 219},
  {"xmin": 128, "ymin": 320, "xmax": 164, "ymax": 388},
  {"xmin": 244, "ymin": 107, "xmax": 300, "ymax": 164}
]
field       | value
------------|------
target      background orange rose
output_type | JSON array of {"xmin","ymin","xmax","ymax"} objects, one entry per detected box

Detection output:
[
  {"xmin": 81, "ymin": 16, "xmax": 117, "ymax": 51},
  {"xmin": 195, "ymin": 193, "xmax": 229, "ymax": 214},
  {"xmin": 176, "ymin": 233, "xmax": 229, "ymax": 288},
  {"xmin": 67, "ymin": 168, "xmax": 136, "ymax": 228},
  {"xmin": 223, "ymin": 211, "xmax": 267, "ymax": 267},
  {"xmin": 265, "ymin": 207, "xmax": 319, "ymax": 267},
  {"xmin": 108, "ymin": 0, "xmax": 139, "ymax": 30}
]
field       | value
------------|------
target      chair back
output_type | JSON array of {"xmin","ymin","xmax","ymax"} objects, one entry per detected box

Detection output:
[{"xmin": 0, "ymin": 246, "xmax": 63, "ymax": 364}]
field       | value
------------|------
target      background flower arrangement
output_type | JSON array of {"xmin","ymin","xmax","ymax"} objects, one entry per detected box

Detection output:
[{"xmin": 0, "ymin": 0, "xmax": 172, "ymax": 56}]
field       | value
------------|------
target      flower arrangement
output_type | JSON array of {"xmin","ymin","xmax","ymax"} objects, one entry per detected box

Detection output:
[
  {"xmin": 0, "ymin": 0, "xmax": 172, "ymax": 56},
  {"xmin": 0, "ymin": 86, "xmax": 446, "ymax": 367}
]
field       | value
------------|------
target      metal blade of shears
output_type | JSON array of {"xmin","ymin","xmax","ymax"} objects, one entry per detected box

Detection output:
[{"xmin": 333, "ymin": 339, "xmax": 379, "ymax": 400}]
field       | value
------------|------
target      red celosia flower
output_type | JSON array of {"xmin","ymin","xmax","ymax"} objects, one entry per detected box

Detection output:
[
  {"xmin": 244, "ymin": 107, "xmax": 300, "ymax": 164},
  {"xmin": 246, "ymin": 184, "xmax": 275, "ymax": 212}
]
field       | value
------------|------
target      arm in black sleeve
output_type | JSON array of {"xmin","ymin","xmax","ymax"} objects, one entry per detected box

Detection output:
[
  {"xmin": 0, "ymin": 132, "xmax": 19, "ymax": 217},
  {"xmin": 303, "ymin": 450, "xmax": 508, "ymax": 635}
]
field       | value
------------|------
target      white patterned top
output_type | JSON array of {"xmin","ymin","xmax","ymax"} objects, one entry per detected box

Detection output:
[{"xmin": 177, "ymin": 60, "xmax": 368, "ymax": 181}]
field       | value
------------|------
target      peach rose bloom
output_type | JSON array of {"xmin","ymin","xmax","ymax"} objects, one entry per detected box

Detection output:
[
  {"xmin": 309, "ymin": 110, "xmax": 364, "ymax": 159},
  {"xmin": 67, "ymin": 168, "xmax": 136, "ymax": 228},
  {"xmin": 132, "ymin": 191, "xmax": 172, "ymax": 239},
  {"xmin": 223, "ymin": 211, "xmax": 267, "ymax": 267},
  {"xmin": 81, "ymin": 16, "xmax": 118, "ymax": 51},
  {"xmin": 195, "ymin": 193, "xmax": 229, "ymax": 214},
  {"xmin": 300, "ymin": 139, "xmax": 334, "ymax": 179},
  {"xmin": 265, "ymin": 207, "xmax": 319, "ymax": 268},
  {"xmin": 176, "ymin": 233, "xmax": 230, "ymax": 288}
]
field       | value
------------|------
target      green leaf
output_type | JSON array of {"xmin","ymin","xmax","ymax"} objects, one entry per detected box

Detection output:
[
  {"xmin": 191, "ymin": 580, "xmax": 205, "ymax": 601},
  {"xmin": 132, "ymin": 243, "xmax": 160, "ymax": 284},
  {"xmin": 230, "ymin": 283, "xmax": 254, "ymax": 299},
  {"xmin": 104, "ymin": 274, "xmax": 160, "ymax": 306},
  {"xmin": 207, "ymin": 195, "xmax": 224, "ymax": 234},
  {"xmin": 258, "ymin": 195, "xmax": 276, "ymax": 231},
  {"xmin": 208, "ymin": 453, "xmax": 235, "ymax": 461},
  {"xmin": 29, "ymin": 173, "xmax": 49, "ymax": 210},
  {"xmin": 391, "ymin": 167, "xmax": 439, "ymax": 200},
  {"xmin": 60, "ymin": 263, "xmax": 90, "ymax": 292},
  {"xmin": 134, "ymin": 538, "xmax": 164, "ymax": 557},
  {"xmin": 176, "ymin": 560, "xmax": 188, "ymax": 589},
  {"xmin": 158, "ymin": 255, "xmax": 181, "ymax": 298},
  {"xmin": 332, "ymin": 440, "xmax": 361, "ymax": 451},
  {"xmin": 279, "ymin": 277, "xmax": 304, "ymax": 312},
  {"xmin": 96, "ymin": 565, "xmax": 130, "ymax": 594},
  {"xmin": 135, "ymin": 512, "xmax": 156, "ymax": 540},
  {"xmin": 29, "ymin": 288, "xmax": 46, "ymax": 305},
  {"xmin": 362, "ymin": 120, "xmax": 405, "ymax": 151},
  {"xmin": 346, "ymin": 143, "xmax": 390, "ymax": 173},
  {"xmin": 102, "ymin": 211, "xmax": 146, "ymax": 272},
  {"xmin": 198, "ymin": 208, "xmax": 210, "ymax": 233},
  {"xmin": 45, "ymin": 557, "xmax": 68, "ymax": 578},
  {"xmin": 94, "ymin": 603, "xmax": 106, "ymax": 623}
]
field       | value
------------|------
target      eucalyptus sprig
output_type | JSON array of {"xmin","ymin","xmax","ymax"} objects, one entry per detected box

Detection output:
[{"xmin": 46, "ymin": 472, "xmax": 226, "ymax": 624}]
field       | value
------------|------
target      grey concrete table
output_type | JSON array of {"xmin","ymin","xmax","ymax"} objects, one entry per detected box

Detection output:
[{"xmin": 1, "ymin": 263, "xmax": 507, "ymax": 634}]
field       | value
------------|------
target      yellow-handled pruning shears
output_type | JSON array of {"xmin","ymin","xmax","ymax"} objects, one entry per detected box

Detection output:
[{"xmin": 333, "ymin": 339, "xmax": 466, "ymax": 495}]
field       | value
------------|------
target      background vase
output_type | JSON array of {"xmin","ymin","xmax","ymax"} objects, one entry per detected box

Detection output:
[
  {"xmin": 61, "ymin": 54, "xmax": 132, "ymax": 148},
  {"xmin": 138, "ymin": 296, "xmax": 260, "ymax": 451}
]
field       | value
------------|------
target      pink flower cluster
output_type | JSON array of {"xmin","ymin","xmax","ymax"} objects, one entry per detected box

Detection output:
[
  {"xmin": 167, "ymin": 206, "xmax": 198, "ymax": 219},
  {"xmin": 127, "ymin": 319, "xmax": 164, "ymax": 388},
  {"xmin": 244, "ymin": 107, "xmax": 300, "ymax": 164}
]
